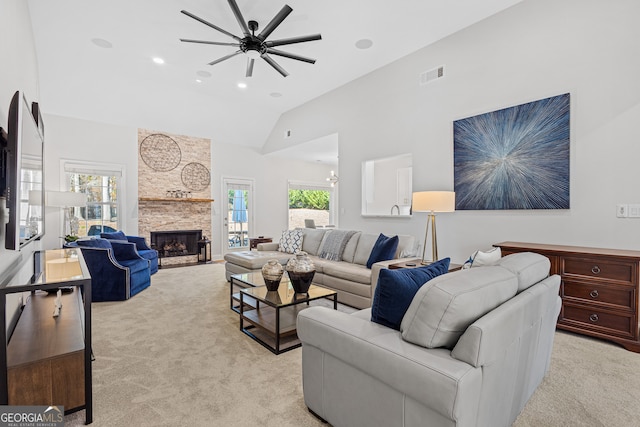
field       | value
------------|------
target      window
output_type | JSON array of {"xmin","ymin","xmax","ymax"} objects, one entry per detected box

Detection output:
[
  {"xmin": 224, "ymin": 179, "xmax": 253, "ymax": 251},
  {"xmin": 63, "ymin": 161, "xmax": 124, "ymax": 237},
  {"xmin": 288, "ymin": 181, "xmax": 336, "ymax": 229}
]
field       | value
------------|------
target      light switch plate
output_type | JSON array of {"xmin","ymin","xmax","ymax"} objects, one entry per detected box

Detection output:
[{"xmin": 617, "ymin": 204, "xmax": 628, "ymax": 218}]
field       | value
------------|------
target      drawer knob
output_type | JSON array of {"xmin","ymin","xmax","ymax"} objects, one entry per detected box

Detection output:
[
  {"xmin": 589, "ymin": 290, "xmax": 599, "ymax": 298},
  {"xmin": 591, "ymin": 265, "xmax": 601, "ymax": 275},
  {"xmin": 589, "ymin": 314, "xmax": 599, "ymax": 322}
]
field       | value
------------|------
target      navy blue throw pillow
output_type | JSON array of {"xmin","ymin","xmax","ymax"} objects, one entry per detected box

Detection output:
[
  {"xmin": 101, "ymin": 231, "xmax": 127, "ymax": 241},
  {"xmin": 371, "ymin": 258, "xmax": 451, "ymax": 330},
  {"xmin": 77, "ymin": 238, "xmax": 113, "ymax": 249},
  {"xmin": 366, "ymin": 233, "xmax": 400, "ymax": 269}
]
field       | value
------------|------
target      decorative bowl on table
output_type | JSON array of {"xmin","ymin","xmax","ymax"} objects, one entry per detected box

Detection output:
[
  {"xmin": 261, "ymin": 259, "xmax": 284, "ymax": 291},
  {"xmin": 286, "ymin": 252, "xmax": 316, "ymax": 294}
]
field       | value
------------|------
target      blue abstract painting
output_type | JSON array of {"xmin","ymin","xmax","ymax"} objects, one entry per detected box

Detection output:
[{"xmin": 454, "ymin": 93, "xmax": 570, "ymax": 210}]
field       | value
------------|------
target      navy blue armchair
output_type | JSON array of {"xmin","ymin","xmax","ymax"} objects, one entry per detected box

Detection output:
[
  {"xmin": 66, "ymin": 238, "xmax": 151, "ymax": 302},
  {"xmin": 101, "ymin": 231, "xmax": 159, "ymax": 275}
]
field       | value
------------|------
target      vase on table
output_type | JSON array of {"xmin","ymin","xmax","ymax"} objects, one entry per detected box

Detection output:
[
  {"xmin": 286, "ymin": 251, "xmax": 316, "ymax": 294},
  {"xmin": 261, "ymin": 259, "xmax": 284, "ymax": 291}
]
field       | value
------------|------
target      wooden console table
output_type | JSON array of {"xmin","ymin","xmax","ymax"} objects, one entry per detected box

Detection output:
[
  {"xmin": 0, "ymin": 249, "xmax": 93, "ymax": 423},
  {"xmin": 495, "ymin": 242, "xmax": 640, "ymax": 353}
]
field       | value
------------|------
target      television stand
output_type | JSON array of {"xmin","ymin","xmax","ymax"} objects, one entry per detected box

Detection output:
[{"xmin": 0, "ymin": 248, "xmax": 93, "ymax": 423}]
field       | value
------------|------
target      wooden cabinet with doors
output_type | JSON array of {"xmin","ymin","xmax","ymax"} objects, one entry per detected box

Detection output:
[{"xmin": 495, "ymin": 242, "xmax": 640, "ymax": 353}]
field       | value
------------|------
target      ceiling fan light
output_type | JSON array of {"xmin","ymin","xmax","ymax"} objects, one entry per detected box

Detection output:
[{"xmin": 246, "ymin": 49, "xmax": 261, "ymax": 59}]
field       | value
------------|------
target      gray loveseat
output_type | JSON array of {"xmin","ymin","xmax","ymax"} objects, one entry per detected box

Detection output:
[
  {"xmin": 224, "ymin": 228, "xmax": 416, "ymax": 308},
  {"xmin": 297, "ymin": 252, "xmax": 561, "ymax": 427}
]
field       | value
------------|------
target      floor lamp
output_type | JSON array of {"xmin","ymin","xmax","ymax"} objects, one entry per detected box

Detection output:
[
  {"xmin": 412, "ymin": 191, "xmax": 455, "ymax": 264},
  {"xmin": 46, "ymin": 191, "xmax": 88, "ymax": 239}
]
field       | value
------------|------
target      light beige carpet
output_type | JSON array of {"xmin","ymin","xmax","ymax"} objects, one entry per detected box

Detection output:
[{"xmin": 65, "ymin": 263, "xmax": 640, "ymax": 427}]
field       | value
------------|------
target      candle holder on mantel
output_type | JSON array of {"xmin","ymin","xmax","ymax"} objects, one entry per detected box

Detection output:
[{"xmin": 197, "ymin": 237, "xmax": 211, "ymax": 264}]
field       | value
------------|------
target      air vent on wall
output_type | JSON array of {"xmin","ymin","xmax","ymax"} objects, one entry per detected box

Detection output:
[{"xmin": 419, "ymin": 65, "xmax": 445, "ymax": 86}]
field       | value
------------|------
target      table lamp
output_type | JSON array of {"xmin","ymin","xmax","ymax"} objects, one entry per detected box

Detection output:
[
  {"xmin": 46, "ymin": 191, "xmax": 88, "ymax": 238},
  {"xmin": 412, "ymin": 191, "xmax": 455, "ymax": 264}
]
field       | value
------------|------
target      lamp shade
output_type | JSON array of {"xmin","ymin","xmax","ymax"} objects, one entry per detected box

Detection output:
[
  {"xmin": 412, "ymin": 191, "xmax": 455, "ymax": 213},
  {"xmin": 28, "ymin": 190, "xmax": 43, "ymax": 205},
  {"xmin": 46, "ymin": 191, "xmax": 87, "ymax": 208}
]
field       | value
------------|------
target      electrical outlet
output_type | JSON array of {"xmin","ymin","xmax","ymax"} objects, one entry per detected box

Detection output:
[
  {"xmin": 629, "ymin": 204, "xmax": 640, "ymax": 218},
  {"xmin": 617, "ymin": 204, "xmax": 628, "ymax": 218}
]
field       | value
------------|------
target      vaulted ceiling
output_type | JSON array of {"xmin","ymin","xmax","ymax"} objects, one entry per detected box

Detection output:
[{"xmin": 27, "ymin": 0, "xmax": 521, "ymax": 151}]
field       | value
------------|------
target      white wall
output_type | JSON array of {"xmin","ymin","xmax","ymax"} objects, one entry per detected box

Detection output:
[
  {"xmin": 40, "ymin": 114, "xmax": 138, "ymax": 250},
  {"xmin": 211, "ymin": 141, "xmax": 333, "ymax": 259},
  {"xmin": 263, "ymin": 0, "xmax": 640, "ymax": 262},
  {"xmin": 0, "ymin": 0, "xmax": 39, "ymax": 124}
]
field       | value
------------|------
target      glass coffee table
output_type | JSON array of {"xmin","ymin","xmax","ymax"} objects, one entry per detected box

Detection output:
[{"xmin": 232, "ymin": 272, "xmax": 337, "ymax": 354}]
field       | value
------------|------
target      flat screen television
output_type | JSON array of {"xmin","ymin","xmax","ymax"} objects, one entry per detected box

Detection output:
[{"xmin": 3, "ymin": 91, "xmax": 45, "ymax": 250}]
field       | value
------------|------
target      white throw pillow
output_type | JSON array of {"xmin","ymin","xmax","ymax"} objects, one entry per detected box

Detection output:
[
  {"xmin": 470, "ymin": 247, "xmax": 501, "ymax": 267},
  {"xmin": 278, "ymin": 229, "xmax": 304, "ymax": 254}
]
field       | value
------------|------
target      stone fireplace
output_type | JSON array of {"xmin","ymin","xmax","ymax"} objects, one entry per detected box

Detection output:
[{"xmin": 137, "ymin": 129, "xmax": 212, "ymax": 267}]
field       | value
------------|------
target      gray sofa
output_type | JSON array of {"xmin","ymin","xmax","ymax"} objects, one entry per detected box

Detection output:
[
  {"xmin": 297, "ymin": 252, "xmax": 561, "ymax": 427},
  {"xmin": 224, "ymin": 228, "xmax": 416, "ymax": 308}
]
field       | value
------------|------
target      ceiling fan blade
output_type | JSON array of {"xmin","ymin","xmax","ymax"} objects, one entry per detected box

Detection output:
[
  {"xmin": 227, "ymin": 0, "xmax": 251, "ymax": 37},
  {"xmin": 208, "ymin": 50, "xmax": 242, "ymax": 66},
  {"xmin": 181, "ymin": 10, "xmax": 241, "ymax": 41},
  {"xmin": 266, "ymin": 48, "xmax": 316, "ymax": 64},
  {"xmin": 257, "ymin": 5, "xmax": 293, "ymax": 41},
  {"xmin": 261, "ymin": 54, "xmax": 289, "ymax": 77},
  {"xmin": 265, "ymin": 34, "xmax": 322, "ymax": 48},
  {"xmin": 246, "ymin": 58, "xmax": 255, "ymax": 77},
  {"xmin": 180, "ymin": 38, "xmax": 240, "ymax": 47}
]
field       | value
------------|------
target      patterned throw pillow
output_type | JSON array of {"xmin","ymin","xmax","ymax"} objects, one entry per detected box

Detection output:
[{"xmin": 278, "ymin": 229, "xmax": 304, "ymax": 254}]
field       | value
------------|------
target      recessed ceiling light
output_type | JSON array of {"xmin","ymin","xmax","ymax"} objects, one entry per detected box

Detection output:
[
  {"xmin": 196, "ymin": 79, "xmax": 202, "ymax": 83},
  {"xmin": 270, "ymin": 92, "xmax": 282, "ymax": 98},
  {"xmin": 355, "ymin": 39, "xmax": 373, "ymax": 50},
  {"xmin": 91, "ymin": 38, "xmax": 113, "ymax": 48},
  {"xmin": 196, "ymin": 70, "xmax": 212, "ymax": 78},
  {"xmin": 237, "ymin": 82, "xmax": 247, "ymax": 89},
  {"xmin": 153, "ymin": 57, "xmax": 165, "ymax": 64}
]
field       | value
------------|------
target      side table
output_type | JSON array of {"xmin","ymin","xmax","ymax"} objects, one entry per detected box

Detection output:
[
  {"xmin": 249, "ymin": 236, "xmax": 272, "ymax": 250},
  {"xmin": 389, "ymin": 259, "xmax": 463, "ymax": 271}
]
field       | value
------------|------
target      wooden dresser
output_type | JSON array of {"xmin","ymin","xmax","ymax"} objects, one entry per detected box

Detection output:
[{"xmin": 495, "ymin": 242, "xmax": 640, "ymax": 353}]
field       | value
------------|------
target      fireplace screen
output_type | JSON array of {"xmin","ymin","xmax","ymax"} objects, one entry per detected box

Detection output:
[{"xmin": 151, "ymin": 230, "xmax": 202, "ymax": 260}]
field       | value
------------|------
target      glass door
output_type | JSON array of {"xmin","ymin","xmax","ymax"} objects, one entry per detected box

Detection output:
[{"xmin": 223, "ymin": 178, "xmax": 254, "ymax": 253}]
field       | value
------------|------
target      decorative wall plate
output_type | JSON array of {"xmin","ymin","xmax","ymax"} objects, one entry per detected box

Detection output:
[
  {"xmin": 181, "ymin": 162, "xmax": 210, "ymax": 191},
  {"xmin": 139, "ymin": 134, "xmax": 182, "ymax": 171}
]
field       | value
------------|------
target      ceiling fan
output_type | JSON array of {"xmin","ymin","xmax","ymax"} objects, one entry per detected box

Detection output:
[{"xmin": 180, "ymin": 0, "xmax": 322, "ymax": 77}]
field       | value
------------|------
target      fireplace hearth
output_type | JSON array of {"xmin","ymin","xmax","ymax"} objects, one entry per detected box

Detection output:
[{"xmin": 151, "ymin": 230, "xmax": 202, "ymax": 268}]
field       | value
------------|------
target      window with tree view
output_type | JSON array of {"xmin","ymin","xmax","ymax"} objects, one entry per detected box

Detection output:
[
  {"xmin": 288, "ymin": 182, "xmax": 335, "ymax": 229},
  {"xmin": 67, "ymin": 172, "xmax": 119, "ymax": 238}
]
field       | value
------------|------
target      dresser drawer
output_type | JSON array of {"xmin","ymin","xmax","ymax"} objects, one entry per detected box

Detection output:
[
  {"xmin": 563, "ymin": 280, "xmax": 635, "ymax": 311},
  {"xmin": 562, "ymin": 303, "xmax": 635, "ymax": 339},
  {"xmin": 562, "ymin": 256, "xmax": 636, "ymax": 284}
]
